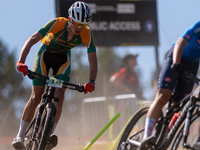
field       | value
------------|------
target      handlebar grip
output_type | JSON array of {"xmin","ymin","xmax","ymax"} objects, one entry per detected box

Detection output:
[
  {"xmin": 26, "ymin": 70, "xmax": 36, "ymax": 79},
  {"xmin": 171, "ymin": 63, "xmax": 185, "ymax": 74},
  {"xmin": 77, "ymin": 85, "xmax": 84, "ymax": 92},
  {"xmin": 181, "ymin": 72, "xmax": 191, "ymax": 83}
]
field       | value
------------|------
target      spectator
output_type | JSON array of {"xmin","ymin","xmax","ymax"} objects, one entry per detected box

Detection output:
[{"xmin": 110, "ymin": 54, "xmax": 144, "ymax": 99}]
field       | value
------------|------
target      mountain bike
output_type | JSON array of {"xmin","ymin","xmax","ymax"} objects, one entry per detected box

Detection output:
[
  {"xmin": 117, "ymin": 70, "xmax": 200, "ymax": 150},
  {"xmin": 23, "ymin": 70, "xmax": 84, "ymax": 150}
]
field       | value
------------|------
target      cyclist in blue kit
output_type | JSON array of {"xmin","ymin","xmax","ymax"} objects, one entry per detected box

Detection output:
[{"xmin": 139, "ymin": 21, "xmax": 200, "ymax": 149}]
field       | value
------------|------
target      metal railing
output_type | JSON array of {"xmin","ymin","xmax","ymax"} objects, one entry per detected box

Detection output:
[{"xmin": 81, "ymin": 94, "xmax": 150, "ymax": 140}]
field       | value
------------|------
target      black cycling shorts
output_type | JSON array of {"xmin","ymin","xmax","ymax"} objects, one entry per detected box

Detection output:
[
  {"xmin": 32, "ymin": 45, "xmax": 71, "ymax": 86},
  {"xmin": 158, "ymin": 47, "xmax": 199, "ymax": 102}
]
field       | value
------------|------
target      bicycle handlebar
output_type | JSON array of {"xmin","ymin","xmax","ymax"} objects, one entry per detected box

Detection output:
[
  {"xmin": 172, "ymin": 63, "xmax": 200, "ymax": 84},
  {"xmin": 181, "ymin": 71, "xmax": 200, "ymax": 85},
  {"xmin": 26, "ymin": 70, "xmax": 84, "ymax": 92}
]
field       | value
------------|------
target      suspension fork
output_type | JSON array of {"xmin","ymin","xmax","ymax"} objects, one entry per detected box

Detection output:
[
  {"xmin": 182, "ymin": 96, "xmax": 197, "ymax": 147},
  {"xmin": 47, "ymin": 85, "xmax": 59, "ymax": 109},
  {"xmin": 32, "ymin": 103, "xmax": 46, "ymax": 140}
]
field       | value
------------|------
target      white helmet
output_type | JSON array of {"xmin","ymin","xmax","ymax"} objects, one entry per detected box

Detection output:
[{"xmin": 68, "ymin": 1, "xmax": 92, "ymax": 24}]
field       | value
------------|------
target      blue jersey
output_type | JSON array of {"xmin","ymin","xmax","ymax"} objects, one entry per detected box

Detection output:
[
  {"xmin": 158, "ymin": 22, "xmax": 200, "ymax": 101},
  {"xmin": 179, "ymin": 21, "xmax": 200, "ymax": 63}
]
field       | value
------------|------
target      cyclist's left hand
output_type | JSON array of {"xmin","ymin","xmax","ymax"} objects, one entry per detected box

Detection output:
[
  {"xmin": 171, "ymin": 62, "xmax": 185, "ymax": 74},
  {"xmin": 84, "ymin": 82, "xmax": 95, "ymax": 94}
]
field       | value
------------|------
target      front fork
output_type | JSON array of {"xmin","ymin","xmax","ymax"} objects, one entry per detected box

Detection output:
[
  {"xmin": 182, "ymin": 96, "xmax": 197, "ymax": 148},
  {"xmin": 32, "ymin": 102, "xmax": 46, "ymax": 140},
  {"xmin": 31, "ymin": 86, "xmax": 59, "ymax": 142}
]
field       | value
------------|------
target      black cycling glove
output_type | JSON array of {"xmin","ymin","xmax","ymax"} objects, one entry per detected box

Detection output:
[
  {"xmin": 171, "ymin": 63, "xmax": 190, "ymax": 83},
  {"xmin": 171, "ymin": 63, "xmax": 185, "ymax": 74}
]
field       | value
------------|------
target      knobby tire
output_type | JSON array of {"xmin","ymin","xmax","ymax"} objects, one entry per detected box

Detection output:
[
  {"xmin": 25, "ymin": 118, "xmax": 37, "ymax": 150},
  {"xmin": 38, "ymin": 103, "xmax": 56, "ymax": 150},
  {"xmin": 117, "ymin": 104, "xmax": 151, "ymax": 150}
]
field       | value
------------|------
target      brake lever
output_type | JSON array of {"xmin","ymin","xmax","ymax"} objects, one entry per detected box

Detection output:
[
  {"xmin": 77, "ymin": 85, "xmax": 84, "ymax": 92},
  {"xmin": 181, "ymin": 72, "xmax": 200, "ymax": 85},
  {"xmin": 181, "ymin": 72, "xmax": 191, "ymax": 83},
  {"xmin": 27, "ymin": 70, "xmax": 37, "ymax": 79}
]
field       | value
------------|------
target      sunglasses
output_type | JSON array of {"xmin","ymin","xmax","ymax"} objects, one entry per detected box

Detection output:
[{"xmin": 71, "ymin": 20, "xmax": 88, "ymax": 29}]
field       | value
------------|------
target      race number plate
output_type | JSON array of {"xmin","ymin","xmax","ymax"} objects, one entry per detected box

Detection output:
[{"xmin": 48, "ymin": 77, "xmax": 63, "ymax": 88}]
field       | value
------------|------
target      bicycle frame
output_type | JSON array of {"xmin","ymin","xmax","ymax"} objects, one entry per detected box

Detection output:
[
  {"xmin": 24, "ymin": 70, "xmax": 84, "ymax": 150},
  {"xmin": 154, "ymin": 93, "xmax": 191, "ymax": 146},
  {"xmin": 115, "ymin": 71, "xmax": 200, "ymax": 150},
  {"xmin": 155, "ymin": 86, "xmax": 200, "ymax": 150},
  {"xmin": 24, "ymin": 81, "xmax": 59, "ymax": 150},
  {"xmin": 32, "ymin": 86, "xmax": 58, "ymax": 141}
]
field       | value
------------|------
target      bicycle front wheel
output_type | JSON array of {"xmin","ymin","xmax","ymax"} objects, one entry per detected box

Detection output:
[
  {"xmin": 117, "ymin": 104, "xmax": 151, "ymax": 150},
  {"xmin": 171, "ymin": 110, "xmax": 200, "ymax": 150},
  {"xmin": 38, "ymin": 102, "xmax": 56, "ymax": 150},
  {"xmin": 24, "ymin": 118, "xmax": 38, "ymax": 150},
  {"xmin": 25, "ymin": 104, "xmax": 43, "ymax": 150}
]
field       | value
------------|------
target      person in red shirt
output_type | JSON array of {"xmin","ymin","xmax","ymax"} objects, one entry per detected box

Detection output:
[{"xmin": 110, "ymin": 54, "xmax": 144, "ymax": 99}]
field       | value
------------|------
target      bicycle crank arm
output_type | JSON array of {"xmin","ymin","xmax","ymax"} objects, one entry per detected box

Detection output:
[{"xmin": 127, "ymin": 139, "xmax": 141, "ymax": 147}]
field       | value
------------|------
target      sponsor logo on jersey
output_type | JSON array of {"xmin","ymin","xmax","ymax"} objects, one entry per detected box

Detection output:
[
  {"xmin": 194, "ymin": 27, "xmax": 200, "ymax": 33},
  {"xmin": 197, "ymin": 39, "xmax": 200, "ymax": 44},
  {"xmin": 148, "ymin": 127, "xmax": 153, "ymax": 131},
  {"xmin": 164, "ymin": 77, "xmax": 171, "ymax": 82},
  {"xmin": 56, "ymin": 38, "xmax": 67, "ymax": 43},
  {"xmin": 185, "ymin": 34, "xmax": 190, "ymax": 40}
]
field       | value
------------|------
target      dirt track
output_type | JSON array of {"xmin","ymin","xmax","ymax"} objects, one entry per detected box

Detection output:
[
  {"xmin": 0, "ymin": 136, "xmax": 113, "ymax": 150},
  {"xmin": 1, "ymin": 137, "xmax": 185, "ymax": 150}
]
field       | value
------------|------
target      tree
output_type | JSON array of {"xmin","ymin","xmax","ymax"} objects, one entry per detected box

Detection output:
[
  {"xmin": 0, "ymin": 40, "xmax": 31, "ymax": 136},
  {"xmin": 95, "ymin": 47, "xmax": 121, "ymax": 96},
  {"xmin": 58, "ymin": 46, "xmax": 121, "ymax": 137},
  {"xmin": 69, "ymin": 46, "xmax": 121, "ymax": 97}
]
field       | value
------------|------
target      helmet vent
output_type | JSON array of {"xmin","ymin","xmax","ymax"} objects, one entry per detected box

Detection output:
[
  {"xmin": 72, "ymin": 8, "xmax": 75, "ymax": 20},
  {"xmin": 77, "ymin": 12, "xmax": 80, "ymax": 20},
  {"xmin": 81, "ymin": 3, "xmax": 85, "ymax": 23}
]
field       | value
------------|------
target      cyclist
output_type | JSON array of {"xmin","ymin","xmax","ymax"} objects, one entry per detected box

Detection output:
[
  {"xmin": 12, "ymin": 1, "xmax": 98, "ymax": 150},
  {"xmin": 139, "ymin": 21, "xmax": 200, "ymax": 149}
]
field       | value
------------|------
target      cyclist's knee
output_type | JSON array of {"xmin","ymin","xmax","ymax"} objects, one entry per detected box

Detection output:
[
  {"xmin": 28, "ymin": 86, "xmax": 44, "ymax": 107},
  {"xmin": 55, "ymin": 88, "xmax": 66, "ymax": 102},
  {"xmin": 28, "ymin": 94, "xmax": 41, "ymax": 107},
  {"xmin": 154, "ymin": 89, "xmax": 172, "ymax": 107}
]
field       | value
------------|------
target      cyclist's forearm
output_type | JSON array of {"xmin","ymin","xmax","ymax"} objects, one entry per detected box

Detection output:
[
  {"xmin": 88, "ymin": 52, "xmax": 98, "ymax": 81},
  {"xmin": 173, "ymin": 37, "xmax": 188, "ymax": 63},
  {"xmin": 19, "ymin": 43, "xmax": 31, "ymax": 63}
]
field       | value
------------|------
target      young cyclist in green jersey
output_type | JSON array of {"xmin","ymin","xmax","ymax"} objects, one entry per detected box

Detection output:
[{"xmin": 12, "ymin": 1, "xmax": 98, "ymax": 150}]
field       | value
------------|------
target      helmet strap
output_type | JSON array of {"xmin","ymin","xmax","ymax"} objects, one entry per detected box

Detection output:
[
  {"xmin": 67, "ymin": 16, "xmax": 75, "ymax": 35},
  {"xmin": 68, "ymin": 16, "xmax": 71, "ymax": 22},
  {"xmin": 68, "ymin": 25, "xmax": 75, "ymax": 35}
]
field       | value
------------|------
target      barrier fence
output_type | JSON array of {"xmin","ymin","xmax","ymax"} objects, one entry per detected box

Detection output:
[{"xmin": 81, "ymin": 94, "xmax": 150, "ymax": 140}]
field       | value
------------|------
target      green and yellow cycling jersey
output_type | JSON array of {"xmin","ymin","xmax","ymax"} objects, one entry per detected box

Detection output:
[
  {"xmin": 32, "ymin": 17, "xmax": 96, "ymax": 86},
  {"xmin": 38, "ymin": 17, "xmax": 96, "ymax": 54}
]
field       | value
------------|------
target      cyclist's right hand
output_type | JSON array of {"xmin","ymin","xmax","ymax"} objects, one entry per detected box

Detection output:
[
  {"xmin": 16, "ymin": 61, "xmax": 28, "ymax": 76},
  {"xmin": 84, "ymin": 82, "xmax": 95, "ymax": 94},
  {"xmin": 171, "ymin": 62, "xmax": 185, "ymax": 74}
]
